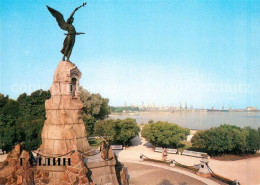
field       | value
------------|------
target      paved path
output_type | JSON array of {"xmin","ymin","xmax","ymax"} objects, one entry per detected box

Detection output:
[
  {"xmin": 123, "ymin": 161, "xmax": 219, "ymax": 185},
  {"xmin": 0, "ymin": 154, "xmax": 7, "ymax": 162},
  {"xmin": 123, "ymin": 162, "xmax": 214, "ymax": 185},
  {"xmin": 115, "ymin": 135, "xmax": 260, "ymax": 185}
]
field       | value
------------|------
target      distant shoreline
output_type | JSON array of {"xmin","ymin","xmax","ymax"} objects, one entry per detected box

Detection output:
[{"xmin": 109, "ymin": 109, "xmax": 260, "ymax": 115}]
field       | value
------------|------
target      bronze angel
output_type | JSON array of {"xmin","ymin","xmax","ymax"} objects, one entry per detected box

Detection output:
[{"xmin": 47, "ymin": 3, "xmax": 86, "ymax": 61}]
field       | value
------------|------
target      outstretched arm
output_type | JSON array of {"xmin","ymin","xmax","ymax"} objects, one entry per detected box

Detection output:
[
  {"xmin": 64, "ymin": 32, "xmax": 85, "ymax": 35},
  {"xmin": 68, "ymin": 8, "xmax": 78, "ymax": 20},
  {"xmin": 76, "ymin": 32, "xmax": 85, "ymax": 35},
  {"xmin": 68, "ymin": 3, "xmax": 87, "ymax": 21}
]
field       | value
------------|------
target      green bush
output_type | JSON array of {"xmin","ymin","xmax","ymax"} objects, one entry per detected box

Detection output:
[
  {"xmin": 141, "ymin": 121, "xmax": 190, "ymax": 148},
  {"xmin": 117, "ymin": 118, "xmax": 141, "ymax": 145},
  {"xmin": 23, "ymin": 119, "xmax": 44, "ymax": 151},
  {"xmin": 94, "ymin": 118, "xmax": 140, "ymax": 146},
  {"xmin": 17, "ymin": 90, "xmax": 50, "ymax": 121},
  {"xmin": 79, "ymin": 87, "xmax": 110, "ymax": 136},
  {"xmin": 245, "ymin": 127, "xmax": 260, "ymax": 154},
  {"xmin": 0, "ymin": 90, "xmax": 50, "ymax": 152},
  {"xmin": 191, "ymin": 124, "xmax": 260, "ymax": 156},
  {"xmin": 0, "ymin": 93, "xmax": 9, "ymax": 108},
  {"xmin": 79, "ymin": 87, "xmax": 110, "ymax": 120},
  {"xmin": 0, "ymin": 114, "xmax": 17, "ymax": 151},
  {"xmin": 1, "ymin": 99, "xmax": 20, "ymax": 118}
]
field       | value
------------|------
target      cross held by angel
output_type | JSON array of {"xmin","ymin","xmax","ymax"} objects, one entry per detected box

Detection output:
[{"xmin": 47, "ymin": 3, "xmax": 86, "ymax": 62}]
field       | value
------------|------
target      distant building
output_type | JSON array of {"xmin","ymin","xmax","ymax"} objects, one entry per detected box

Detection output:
[
  {"xmin": 228, "ymin": 104, "xmax": 232, "ymax": 111},
  {"xmin": 179, "ymin": 102, "xmax": 182, "ymax": 110},
  {"xmin": 245, "ymin": 106, "xmax": 258, "ymax": 111}
]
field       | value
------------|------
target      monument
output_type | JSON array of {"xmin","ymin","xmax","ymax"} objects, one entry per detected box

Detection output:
[
  {"xmin": 35, "ymin": 3, "xmax": 123, "ymax": 184},
  {"xmin": 0, "ymin": 3, "xmax": 127, "ymax": 185},
  {"xmin": 47, "ymin": 3, "xmax": 86, "ymax": 62}
]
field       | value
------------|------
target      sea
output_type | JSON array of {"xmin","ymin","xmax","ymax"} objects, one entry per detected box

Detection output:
[{"xmin": 109, "ymin": 111, "xmax": 260, "ymax": 130}]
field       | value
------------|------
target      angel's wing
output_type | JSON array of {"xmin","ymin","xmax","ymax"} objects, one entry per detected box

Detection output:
[{"xmin": 47, "ymin": 6, "xmax": 68, "ymax": 31}]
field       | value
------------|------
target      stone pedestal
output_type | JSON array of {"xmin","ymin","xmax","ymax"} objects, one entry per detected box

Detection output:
[
  {"xmin": 38, "ymin": 61, "xmax": 92, "ymax": 184},
  {"xmin": 196, "ymin": 158, "xmax": 211, "ymax": 178},
  {"xmin": 84, "ymin": 152, "xmax": 119, "ymax": 185},
  {"xmin": 39, "ymin": 61, "xmax": 91, "ymax": 157},
  {"xmin": 37, "ymin": 61, "xmax": 122, "ymax": 184}
]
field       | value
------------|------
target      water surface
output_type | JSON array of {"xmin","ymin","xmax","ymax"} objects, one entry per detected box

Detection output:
[{"xmin": 109, "ymin": 111, "xmax": 260, "ymax": 129}]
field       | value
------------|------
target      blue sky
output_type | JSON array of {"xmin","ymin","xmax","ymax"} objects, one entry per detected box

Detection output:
[{"xmin": 0, "ymin": 0, "xmax": 260, "ymax": 109}]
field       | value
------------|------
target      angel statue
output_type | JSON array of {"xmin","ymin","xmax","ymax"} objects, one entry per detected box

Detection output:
[{"xmin": 47, "ymin": 3, "xmax": 86, "ymax": 61}]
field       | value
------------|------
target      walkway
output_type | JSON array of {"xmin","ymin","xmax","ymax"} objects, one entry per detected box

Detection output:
[
  {"xmin": 123, "ymin": 162, "xmax": 213, "ymax": 185},
  {"xmin": 115, "ymin": 135, "xmax": 260, "ymax": 185}
]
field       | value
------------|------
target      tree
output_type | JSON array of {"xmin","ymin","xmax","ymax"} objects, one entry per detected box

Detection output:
[
  {"xmin": 0, "ymin": 90, "xmax": 50, "ymax": 152},
  {"xmin": 116, "ymin": 118, "xmax": 140, "ymax": 146},
  {"xmin": 83, "ymin": 114, "xmax": 96, "ymax": 136},
  {"xmin": 190, "ymin": 130, "xmax": 209, "ymax": 149},
  {"xmin": 141, "ymin": 121, "xmax": 190, "ymax": 148},
  {"xmin": 245, "ymin": 127, "xmax": 260, "ymax": 154},
  {"xmin": 98, "ymin": 98, "xmax": 110, "ymax": 120},
  {"xmin": 94, "ymin": 119, "xmax": 140, "ymax": 145},
  {"xmin": 94, "ymin": 121, "xmax": 106, "ymax": 137},
  {"xmin": 18, "ymin": 90, "xmax": 50, "ymax": 121},
  {"xmin": 0, "ymin": 87, "xmax": 110, "ymax": 151},
  {"xmin": 15, "ymin": 90, "xmax": 50, "ymax": 150},
  {"xmin": 17, "ymin": 93, "xmax": 27, "ymax": 103},
  {"xmin": 79, "ymin": 87, "xmax": 110, "ymax": 136},
  {"xmin": 23, "ymin": 119, "xmax": 44, "ymax": 151},
  {"xmin": 94, "ymin": 119, "xmax": 119, "ymax": 142},
  {"xmin": 0, "ymin": 114, "xmax": 17, "ymax": 151},
  {"xmin": 191, "ymin": 124, "xmax": 258, "ymax": 156},
  {"xmin": 0, "ymin": 93, "xmax": 9, "ymax": 109},
  {"xmin": 0, "ymin": 95, "xmax": 19, "ymax": 151},
  {"xmin": 79, "ymin": 87, "xmax": 110, "ymax": 120},
  {"xmin": 1, "ymin": 99, "xmax": 20, "ymax": 118},
  {"xmin": 0, "ymin": 127, "xmax": 16, "ymax": 152}
]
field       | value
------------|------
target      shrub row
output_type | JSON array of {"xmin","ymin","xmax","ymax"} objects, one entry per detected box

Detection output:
[{"xmin": 191, "ymin": 124, "xmax": 260, "ymax": 156}]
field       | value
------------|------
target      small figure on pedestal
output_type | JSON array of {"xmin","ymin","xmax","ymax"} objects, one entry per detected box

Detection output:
[{"xmin": 100, "ymin": 141, "xmax": 114, "ymax": 160}]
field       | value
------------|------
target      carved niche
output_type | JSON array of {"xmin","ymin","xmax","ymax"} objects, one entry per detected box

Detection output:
[{"xmin": 69, "ymin": 67, "xmax": 81, "ymax": 98}]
